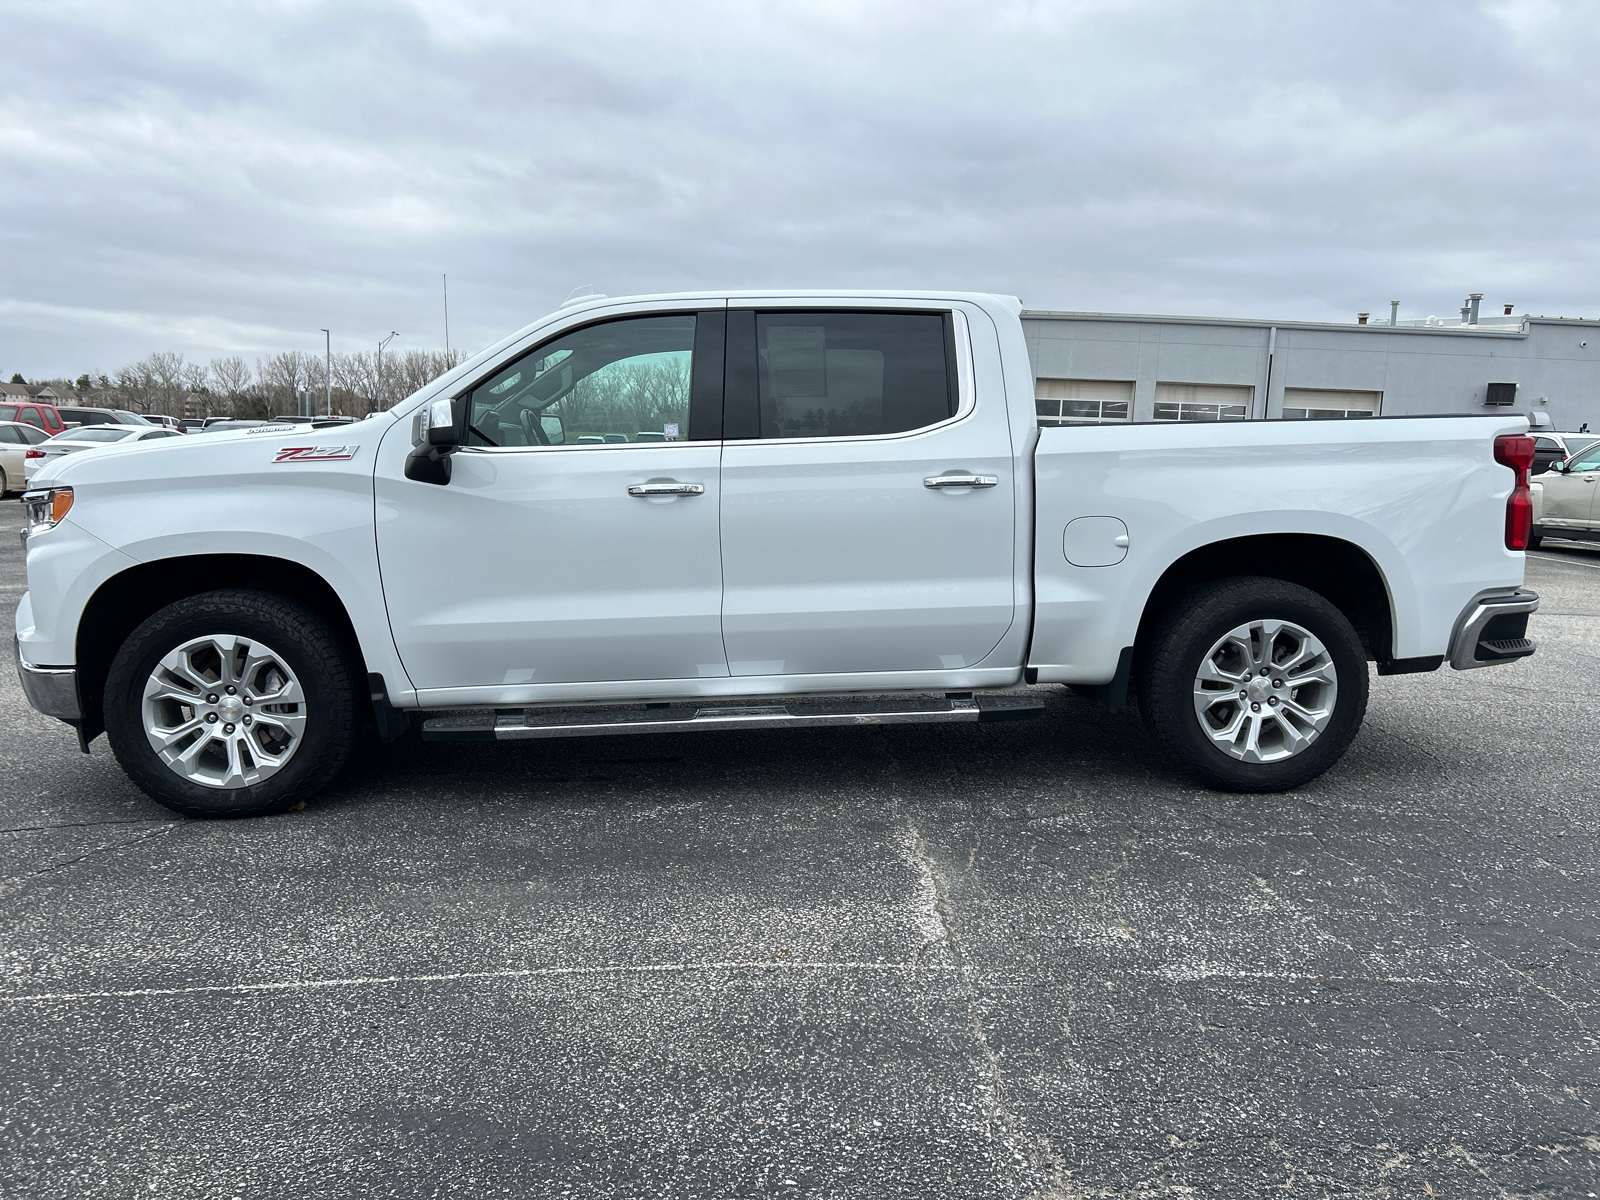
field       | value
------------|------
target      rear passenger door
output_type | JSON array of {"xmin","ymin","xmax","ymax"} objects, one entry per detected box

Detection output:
[{"xmin": 717, "ymin": 306, "xmax": 1015, "ymax": 678}]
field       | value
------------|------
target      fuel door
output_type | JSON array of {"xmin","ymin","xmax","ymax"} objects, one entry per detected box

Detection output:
[{"xmin": 1063, "ymin": 516, "xmax": 1130, "ymax": 567}]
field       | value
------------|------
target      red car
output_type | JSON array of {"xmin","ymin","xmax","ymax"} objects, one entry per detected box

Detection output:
[{"xmin": 0, "ymin": 400, "xmax": 66, "ymax": 435}]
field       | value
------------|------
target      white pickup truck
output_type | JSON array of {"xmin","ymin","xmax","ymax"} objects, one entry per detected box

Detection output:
[{"xmin": 15, "ymin": 291, "xmax": 1540, "ymax": 817}]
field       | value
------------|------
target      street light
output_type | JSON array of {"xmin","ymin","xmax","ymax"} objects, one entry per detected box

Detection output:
[
  {"xmin": 378, "ymin": 331, "xmax": 398, "ymax": 411},
  {"xmin": 320, "ymin": 329, "xmax": 332, "ymax": 417}
]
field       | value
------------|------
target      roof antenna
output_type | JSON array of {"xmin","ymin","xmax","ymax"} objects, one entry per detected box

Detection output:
[{"xmin": 561, "ymin": 285, "xmax": 606, "ymax": 308}]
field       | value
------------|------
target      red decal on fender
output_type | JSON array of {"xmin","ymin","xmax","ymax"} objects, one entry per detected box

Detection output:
[{"xmin": 274, "ymin": 446, "xmax": 358, "ymax": 463}]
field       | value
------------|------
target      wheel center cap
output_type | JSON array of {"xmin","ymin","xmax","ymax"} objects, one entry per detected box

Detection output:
[
  {"xmin": 1248, "ymin": 676, "xmax": 1273, "ymax": 700},
  {"xmin": 218, "ymin": 696, "xmax": 244, "ymax": 722}
]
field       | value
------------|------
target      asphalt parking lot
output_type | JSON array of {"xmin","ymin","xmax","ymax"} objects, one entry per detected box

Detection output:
[{"xmin": 1, "ymin": 497, "xmax": 1595, "ymax": 1200}]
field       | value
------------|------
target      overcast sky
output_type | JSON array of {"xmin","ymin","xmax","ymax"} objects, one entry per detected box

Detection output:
[{"xmin": 3, "ymin": 0, "xmax": 1598, "ymax": 379}]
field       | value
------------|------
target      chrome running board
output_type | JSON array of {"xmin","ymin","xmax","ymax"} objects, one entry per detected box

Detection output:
[{"xmin": 421, "ymin": 693, "xmax": 1045, "ymax": 742}]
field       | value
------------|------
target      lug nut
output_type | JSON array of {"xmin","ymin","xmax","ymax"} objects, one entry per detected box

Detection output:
[
  {"xmin": 1268, "ymin": 697, "xmax": 1279, "ymax": 707},
  {"xmin": 225, "ymin": 685, "xmax": 236, "ymax": 695},
  {"xmin": 243, "ymin": 715, "xmax": 252, "ymax": 726},
  {"xmin": 243, "ymin": 696, "xmax": 253, "ymax": 706},
  {"xmin": 1239, "ymin": 689, "xmax": 1248, "ymax": 698},
  {"xmin": 1250, "ymin": 702, "xmax": 1261, "ymax": 712},
  {"xmin": 205, "ymin": 712, "xmax": 218, "ymax": 723},
  {"xmin": 1260, "ymin": 668, "xmax": 1270, "ymax": 677},
  {"xmin": 207, "ymin": 693, "xmax": 219, "ymax": 704},
  {"xmin": 1273, "ymin": 679, "xmax": 1283, "ymax": 688},
  {"xmin": 223, "ymin": 723, "xmax": 235, "ymax": 734}
]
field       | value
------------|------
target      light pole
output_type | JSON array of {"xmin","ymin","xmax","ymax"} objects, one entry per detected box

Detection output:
[
  {"xmin": 320, "ymin": 329, "xmax": 332, "ymax": 416},
  {"xmin": 377, "ymin": 331, "xmax": 398, "ymax": 411}
]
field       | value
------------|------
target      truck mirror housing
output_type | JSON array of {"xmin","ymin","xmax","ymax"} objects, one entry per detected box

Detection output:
[{"xmin": 405, "ymin": 395, "xmax": 464, "ymax": 485}]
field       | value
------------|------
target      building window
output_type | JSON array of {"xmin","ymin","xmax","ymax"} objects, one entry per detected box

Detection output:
[
  {"xmin": 1281, "ymin": 388, "xmax": 1381, "ymax": 419},
  {"xmin": 1153, "ymin": 383, "xmax": 1252, "ymax": 422},
  {"xmin": 1036, "ymin": 378, "xmax": 1133, "ymax": 426}
]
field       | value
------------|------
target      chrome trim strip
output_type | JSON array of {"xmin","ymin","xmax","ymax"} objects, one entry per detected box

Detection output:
[{"xmin": 1447, "ymin": 589, "xmax": 1540, "ymax": 671}]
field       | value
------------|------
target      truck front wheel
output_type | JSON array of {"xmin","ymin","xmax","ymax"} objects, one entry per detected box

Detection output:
[
  {"xmin": 1138, "ymin": 577, "xmax": 1368, "ymax": 792},
  {"xmin": 103, "ymin": 589, "xmax": 358, "ymax": 817}
]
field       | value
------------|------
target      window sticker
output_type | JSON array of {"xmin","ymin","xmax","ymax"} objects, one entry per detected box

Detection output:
[{"xmin": 663, "ymin": 422, "xmax": 680, "ymax": 439}]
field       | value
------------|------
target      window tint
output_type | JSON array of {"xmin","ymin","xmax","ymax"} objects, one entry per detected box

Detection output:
[
  {"xmin": 0, "ymin": 405, "xmax": 16, "ymax": 421},
  {"xmin": 751, "ymin": 312, "xmax": 954, "ymax": 439},
  {"xmin": 18, "ymin": 425, "xmax": 47, "ymax": 444},
  {"xmin": 19, "ymin": 407, "xmax": 44, "ymax": 428},
  {"xmin": 0, "ymin": 426, "xmax": 19, "ymax": 444},
  {"xmin": 466, "ymin": 315, "xmax": 698, "ymax": 448},
  {"xmin": 1571, "ymin": 451, "xmax": 1600, "ymax": 472}
]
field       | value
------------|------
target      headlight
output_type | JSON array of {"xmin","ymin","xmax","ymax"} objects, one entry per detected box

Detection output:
[{"xmin": 22, "ymin": 486, "xmax": 73, "ymax": 535}]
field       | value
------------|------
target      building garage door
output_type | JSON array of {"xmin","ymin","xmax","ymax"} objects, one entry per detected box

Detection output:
[
  {"xmin": 1153, "ymin": 383, "xmax": 1253, "ymax": 421},
  {"xmin": 1036, "ymin": 378, "xmax": 1134, "ymax": 425},
  {"xmin": 1282, "ymin": 388, "xmax": 1381, "ymax": 419}
]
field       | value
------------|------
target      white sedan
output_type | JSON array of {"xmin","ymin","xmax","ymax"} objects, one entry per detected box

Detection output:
[
  {"xmin": 0, "ymin": 420, "xmax": 51, "ymax": 495},
  {"xmin": 23, "ymin": 424, "xmax": 183, "ymax": 483}
]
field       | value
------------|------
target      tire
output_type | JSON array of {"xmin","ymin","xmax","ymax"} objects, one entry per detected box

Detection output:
[
  {"xmin": 104, "ymin": 589, "xmax": 358, "ymax": 817},
  {"xmin": 1137, "ymin": 576, "xmax": 1369, "ymax": 793}
]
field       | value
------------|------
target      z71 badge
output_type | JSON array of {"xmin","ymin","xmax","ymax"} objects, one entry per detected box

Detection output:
[{"xmin": 273, "ymin": 445, "xmax": 359, "ymax": 463}]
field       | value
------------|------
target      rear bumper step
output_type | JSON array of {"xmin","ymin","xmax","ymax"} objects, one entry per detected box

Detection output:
[{"xmin": 422, "ymin": 694, "xmax": 1046, "ymax": 742}]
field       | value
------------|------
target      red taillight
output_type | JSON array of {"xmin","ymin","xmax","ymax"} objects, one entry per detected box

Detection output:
[
  {"xmin": 1494, "ymin": 433, "xmax": 1536, "ymax": 551},
  {"xmin": 24, "ymin": 449, "xmax": 43, "ymax": 460}
]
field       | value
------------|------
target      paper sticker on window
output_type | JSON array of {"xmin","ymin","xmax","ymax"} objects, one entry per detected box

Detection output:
[
  {"xmin": 767, "ymin": 325, "xmax": 827, "ymax": 398},
  {"xmin": 663, "ymin": 422, "xmax": 679, "ymax": 439}
]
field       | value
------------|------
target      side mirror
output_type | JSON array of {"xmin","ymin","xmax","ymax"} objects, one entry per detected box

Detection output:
[
  {"xmin": 405, "ymin": 395, "xmax": 465, "ymax": 485},
  {"xmin": 541, "ymin": 414, "xmax": 565, "ymax": 445},
  {"xmin": 1547, "ymin": 459, "xmax": 1566, "ymax": 473}
]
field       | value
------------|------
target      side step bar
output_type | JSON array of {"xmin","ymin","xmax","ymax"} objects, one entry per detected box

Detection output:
[{"xmin": 422, "ymin": 694, "xmax": 1046, "ymax": 743}]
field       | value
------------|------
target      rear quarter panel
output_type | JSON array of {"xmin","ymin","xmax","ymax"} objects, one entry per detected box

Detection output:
[{"xmin": 1029, "ymin": 415, "xmax": 1529, "ymax": 682}]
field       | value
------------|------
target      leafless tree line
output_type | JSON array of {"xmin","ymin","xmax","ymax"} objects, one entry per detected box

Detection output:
[
  {"xmin": 41, "ymin": 348, "xmax": 466, "ymax": 419},
  {"xmin": 558, "ymin": 358, "xmax": 692, "ymax": 438}
]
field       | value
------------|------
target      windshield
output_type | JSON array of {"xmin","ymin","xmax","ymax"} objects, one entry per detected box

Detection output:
[{"xmin": 114, "ymin": 411, "xmax": 156, "ymax": 426}]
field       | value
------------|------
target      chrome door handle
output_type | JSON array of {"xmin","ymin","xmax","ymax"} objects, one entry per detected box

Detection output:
[
  {"xmin": 924, "ymin": 474, "xmax": 998, "ymax": 489},
  {"xmin": 628, "ymin": 482, "xmax": 704, "ymax": 496}
]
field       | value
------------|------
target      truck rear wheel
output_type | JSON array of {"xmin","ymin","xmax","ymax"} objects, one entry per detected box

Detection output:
[
  {"xmin": 104, "ymin": 589, "xmax": 358, "ymax": 817},
  {"xmin": 1137, "ymin": 577, "xmax": 1368, "ymax": 792}
]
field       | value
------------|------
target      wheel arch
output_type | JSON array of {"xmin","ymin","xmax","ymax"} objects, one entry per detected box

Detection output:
[
  {"xmin": 1133, "ymin": 533, "xmax": 1400, "ymax": 668},
  {"xmin": 76, "ymin": 554, "xmax": 369, "ymax": 744}
]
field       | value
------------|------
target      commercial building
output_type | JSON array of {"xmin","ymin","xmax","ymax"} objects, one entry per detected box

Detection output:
[{"xmin": 1023, "ymin": 296, "xmax": 1600, "ymax": 433}]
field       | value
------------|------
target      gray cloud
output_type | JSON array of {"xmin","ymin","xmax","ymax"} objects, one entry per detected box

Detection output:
[{"xmin": 4, "ymin": 0, "xmax": 1598, "ymax": 378}]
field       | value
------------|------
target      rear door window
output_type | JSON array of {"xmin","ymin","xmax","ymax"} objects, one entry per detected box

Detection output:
[
  {"xmin": 728, "ymin": 311, "xmax": 957, "ymax": 440},
  {"xmin": 19, "ymin": 407, "xmax": 44, "ymax": 429}
]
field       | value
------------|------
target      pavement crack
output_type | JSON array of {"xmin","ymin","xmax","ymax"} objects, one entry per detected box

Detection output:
[
  {"xmin": 0, "ymin": 822, "xmax": 179, "ymax": 901},
  {"xmin": 900, "ymin": 818, "xmax": 1075, "ymax": 1199}
]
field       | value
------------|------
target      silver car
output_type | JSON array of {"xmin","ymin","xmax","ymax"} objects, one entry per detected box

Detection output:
[
  {"xmin": 0, "ymin": 420, "xmax": 50, "ymax": 495},
  {"xmin": 23, "ymin": 424, "xmax": 182, "ymax": 483},
  {"xmin": 1531, "ymin": 441, "xmax": 1600, "ymax": 548}
]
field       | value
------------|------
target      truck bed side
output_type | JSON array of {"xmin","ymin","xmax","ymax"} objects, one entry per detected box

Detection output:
[{"xmin": 1028, "ymin": 415, "xmax": 1530, "ymax": 684}]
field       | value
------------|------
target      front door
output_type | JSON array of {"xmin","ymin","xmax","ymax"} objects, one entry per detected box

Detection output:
[
  {"xmin": 717, "ymin": 307, "xmax": 1015, "ymax": 678},
  {"xmin": 376, "ymin": 308, "xmax": 731, "ymax": 695}
]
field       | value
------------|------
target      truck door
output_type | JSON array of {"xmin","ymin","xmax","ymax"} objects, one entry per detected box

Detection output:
[
  {"xmin": 374, "ymin": 308, "xmax": 731, "ymax": 695},
  {"xmin": 717, "ymin": 306, "xmax": 1015, "ymax": 677}
]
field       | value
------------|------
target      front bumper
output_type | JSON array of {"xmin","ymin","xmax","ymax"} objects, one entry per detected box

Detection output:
[
  {"xmin": 1447, "ymin": 589, "xmax": 1539, "ymax": 670},
  {"xmin": 13, "ymin": 635, "xmax": 81, "ymax": 720}
]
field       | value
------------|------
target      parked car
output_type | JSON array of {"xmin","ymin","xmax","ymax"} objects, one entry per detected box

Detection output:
[
  {"xmin": 15, "ymin": 289, "xmax": 1539, "ymax": 818},
  {"xmin": 54, "ymin": 406, "xmax": 155, "ymax": 430},
  {"xmin": 178, "ymin": 419, "xmax": 206, "ymax": 433},
  {"xmin": 143, "ymin": 414, "xmax": 182, "ymax": 430},
  {"xmin": 22, "ymin": 424, "xmax": 181, "ymax": 482},
  {"xmin": 1532, "ymin": 432, "xmax": 1600, "ymax": 475},
  {"xmin": 1530, "ymin": 441, "xmax": 1600, "ymax": 548},
  {"xmin": 0, "ymin": 420, "xmax": 50, "ymax": 495},
  {"xmin": 0, "ymin": 401, "xmax": 66, "ymax": 436}
]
